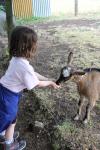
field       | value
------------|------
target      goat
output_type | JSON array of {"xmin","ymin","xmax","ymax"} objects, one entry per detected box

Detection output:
[{"xmin": 56, "ymin": 52, "xmax": 100, "ymax": 124}]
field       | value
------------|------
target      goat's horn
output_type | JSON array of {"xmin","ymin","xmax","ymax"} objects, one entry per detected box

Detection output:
[{"xmin": 67, "ymin": 52, "xmax": 73, "ymax": 65}]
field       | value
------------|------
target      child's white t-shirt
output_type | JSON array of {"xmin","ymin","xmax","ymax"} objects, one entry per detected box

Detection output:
[{"xmin": 0, "ymin": 57, "xmax": 39, "ymax": 93}]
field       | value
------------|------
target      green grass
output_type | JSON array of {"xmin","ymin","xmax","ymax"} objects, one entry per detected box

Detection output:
[
  {"xmin": 57, "ymin": 120, "xmax": 78, "ymax": 138},
  {"xmin": 16, "ymin": 16, "xmax": 49, "ymax": 25},
  {"xmin": 54, "ymin": 26, "xmax": 100, "ymax": 68},
  {"xmin": 96, "ymin": 103, "xmax": 100, "ymax": 109},
  {"xmin": 35, "ymin": 88, "xmax": 56, "ymax": 113},
  {"xmin": 16, "ymin": 12, "xmax": 100, "ymax": 25}
]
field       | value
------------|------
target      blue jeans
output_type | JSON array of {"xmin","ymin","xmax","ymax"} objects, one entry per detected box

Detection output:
[{"xmin": 0, "ymin": 84, "xmax": 21, "ymax": 132}]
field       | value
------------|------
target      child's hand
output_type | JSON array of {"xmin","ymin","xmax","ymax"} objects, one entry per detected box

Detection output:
[
  {"xmin": 49, "ymin": 81, "xmax": 60, "ymax": 89},
  {"xmin": 38, "ymin": 81, "xmax": 61, "ymax": 88}
]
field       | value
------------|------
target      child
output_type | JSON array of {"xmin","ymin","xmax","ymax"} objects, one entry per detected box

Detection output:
[{"xmin": 0, "ymin": 26, "xmax": 59, "ymax": 150}]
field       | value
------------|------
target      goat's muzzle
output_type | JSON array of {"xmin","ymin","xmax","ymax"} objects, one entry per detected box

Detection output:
[{"xmin": 56, "ymin": 75, "xmax": 71, "ymax": 85}]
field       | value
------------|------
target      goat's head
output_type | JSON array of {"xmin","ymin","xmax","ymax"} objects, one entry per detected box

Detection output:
[{"xmin": 56, "ymin": 52, "xmax": 85, "ymax": 85}]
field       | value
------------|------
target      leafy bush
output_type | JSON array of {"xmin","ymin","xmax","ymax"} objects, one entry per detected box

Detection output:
[{"xmin": 0, "ymin": 5, "xmax": 5, "ymax": 12}]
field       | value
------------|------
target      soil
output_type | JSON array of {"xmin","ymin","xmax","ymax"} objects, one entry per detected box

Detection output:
[{"xmin": 0, "ymin": 18, "xmax": 100, "ymax": 150}]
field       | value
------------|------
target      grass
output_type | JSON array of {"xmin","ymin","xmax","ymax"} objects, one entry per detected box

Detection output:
[
  {"xmin": 96, "ymin": 103, "xmax": 100, "ymax": 109},
  {"xmin": 16, "ymin": 16, "xmax": 48, "ymax": 25},
  {"xmin": 16, "ymin": 12, "xmax": 100, "ymax": 25},
  {"xmin": 35, "ymin": 88, "xmax": 56, "ymax": 114},
  {"xmin": 54, "ymin": 26, "xmax": 100, "ymax": 68},
  {"xmin": 57, "ymin": 120, "xmax": 78, "ymax": 138}
]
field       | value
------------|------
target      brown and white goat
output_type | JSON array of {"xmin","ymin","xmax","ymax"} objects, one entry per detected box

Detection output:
[{"xmin": 56, "ymin": 52, "xmax": 100, "ymax": 124}]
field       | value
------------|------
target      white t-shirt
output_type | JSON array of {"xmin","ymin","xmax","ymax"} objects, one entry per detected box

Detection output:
[{"xmin": 0, "ymin": 57, "xmax": 39, "ymax": 93}]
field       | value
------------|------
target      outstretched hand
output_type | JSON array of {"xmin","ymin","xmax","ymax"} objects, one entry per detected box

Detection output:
[
  {"xmin": 48, "ymin": 81, "xmax": 61, "ymax": 89},
  {"xmin": 38, "ymin": 81, "xmax": 61, "ymax": 88}
]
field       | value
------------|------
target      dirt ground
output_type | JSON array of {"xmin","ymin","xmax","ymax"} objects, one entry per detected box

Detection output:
[{"xmin": 0, "ymin": 18, "xmax": 100, "ymax": 150}]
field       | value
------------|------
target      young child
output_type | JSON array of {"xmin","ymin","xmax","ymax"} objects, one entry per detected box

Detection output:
[{"xmin": 0, "ymin": 26, "xmax": 59, "ymax": 150}]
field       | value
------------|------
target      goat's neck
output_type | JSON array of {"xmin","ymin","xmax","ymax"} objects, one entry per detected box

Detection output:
[
  {"xmin": 73, "ymin": 74, "xmax": 87, "ymax": 93},
  {"xmin": 73, "ymin": 74, "xmax": 86, "ymax": 84},
  {"xmin": 78, "ymin": 75, "xmax": 85, "ymax": 83}
]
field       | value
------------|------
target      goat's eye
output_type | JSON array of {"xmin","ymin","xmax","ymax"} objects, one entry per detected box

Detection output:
[{"xmin": 63, "ymin": 69, "xmax": 70, "ymax": 77}]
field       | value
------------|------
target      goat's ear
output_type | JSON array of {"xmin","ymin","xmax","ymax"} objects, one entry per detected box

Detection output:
[
  {"xmin": 67, "ymin": 52, "xmax": 73, "ymax": 65},
  {"xmin": 72, "ymin": 71, "xmax": 85, "ymax": 75}
]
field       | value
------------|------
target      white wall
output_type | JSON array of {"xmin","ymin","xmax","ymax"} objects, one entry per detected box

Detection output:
[
  {"xmin": 50, "ymin": 0, "xmax": 74, "ymax": 15},
  {"xmin": 50, "ymin": 0, "xmax": 100, "ymax": 15},
  {"xmin": 78, "ymin": 0, "xmax": 100, "ymax": 13}
]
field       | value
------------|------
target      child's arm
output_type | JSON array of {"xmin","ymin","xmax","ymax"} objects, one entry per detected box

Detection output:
[
  {"xmin": 37, "ymin": 81, "xmax": 60, "ymax": 89},
  {"xmin": 35, "ymin": 72, "xmax": 59, "ymax": 89},
  {"xmin": 35, "ymin": 72, "xmax": 49, "ymax": 81}
]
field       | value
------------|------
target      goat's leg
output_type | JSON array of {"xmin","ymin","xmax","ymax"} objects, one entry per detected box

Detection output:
[
  {"xmin": 74, "ymin": 96, "xmax": 84, "ymax": 121},
  {"xmin": 83, "ymin": 100, "xmax": 96, "ymax": 124}
]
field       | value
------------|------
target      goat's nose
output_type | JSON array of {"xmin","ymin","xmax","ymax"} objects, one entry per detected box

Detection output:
[
  {"xmin": 56, "ymin": 80, "xmax": 60, "ymax": 85},
  {"xmin": 56, "ymin": 76, "xmax": 64, "ymax": 85},
  {"xmin": 56, "ymin": 77, "xmax": 63, "ymax": 85}
]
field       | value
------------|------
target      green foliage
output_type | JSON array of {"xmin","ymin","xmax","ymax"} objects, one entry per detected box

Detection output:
[
  {"xmin": 0, "ymin": 5, "xmax": 4, "ymax": 12},
  {"xmin": 96, "ymin": 103, "xmax": 100, "ymax": 109},
  {"xmin": 52, "ymin": 143, "xmax": 60, "ymax": 150}
]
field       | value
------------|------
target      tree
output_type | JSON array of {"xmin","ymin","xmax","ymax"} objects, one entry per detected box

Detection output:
[
  {"xmin": 75, "ymin": 0, "xmax": 78, "ymax": 16},
  {"xmin": 5, "ymin": 0, "xmax": 15, "ymax": 47}
]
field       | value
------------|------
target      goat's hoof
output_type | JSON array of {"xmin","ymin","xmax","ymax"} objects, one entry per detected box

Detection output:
[
  {"xmin": 83, "ymin": 119, "xmax": 88, "ymax": 124},
  {"xmin": 74, "ymin": 115, "xmax": 79, "ymax": 121}
]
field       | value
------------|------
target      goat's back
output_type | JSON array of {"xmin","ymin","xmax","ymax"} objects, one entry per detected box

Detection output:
[{"xmin": 78, "ymin": 71, "xmax": 100, "ymax": 99}]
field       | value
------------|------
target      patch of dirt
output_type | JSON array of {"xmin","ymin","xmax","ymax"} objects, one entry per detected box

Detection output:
[{"xmin": 31, "ymin": 19, "xmax": 100, "ymax": 30}]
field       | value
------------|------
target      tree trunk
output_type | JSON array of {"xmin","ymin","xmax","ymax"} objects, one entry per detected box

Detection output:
[
  {"xmin": 75, "ymin": 0, "xmax": 78, "ymax": 16},
  {"xmin": 5, "ymin": 0, "xmax": 14, "ymax": 47}
]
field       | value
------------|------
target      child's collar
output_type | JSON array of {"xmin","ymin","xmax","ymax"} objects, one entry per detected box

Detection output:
[{"xmin": 13, "ymin": 57, "xmax": 29, "ymax": 65}]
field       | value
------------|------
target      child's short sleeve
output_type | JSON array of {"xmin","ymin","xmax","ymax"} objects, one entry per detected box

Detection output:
[{"xmin": 23, "ymin": 65, "xmax": 39, "ymax": 90}]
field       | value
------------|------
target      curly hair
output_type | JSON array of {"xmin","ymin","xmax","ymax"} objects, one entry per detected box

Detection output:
[{"xmin": 9, "ymin": 26, "xmax": 38, "ymax": 58}]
